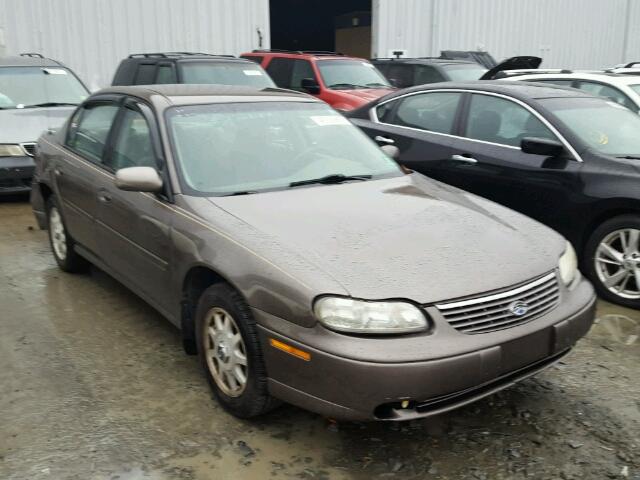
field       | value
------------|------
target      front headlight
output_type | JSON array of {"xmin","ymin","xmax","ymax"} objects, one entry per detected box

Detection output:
[
  {"xmin": 559, "ymin": 241, "xmax": 578, "ymax": 285},
  {"xmin": 0, "ymin": 144, "xmax": 25, "ymax": 157},
  {"xmin": 313, "ymin": 297, "xmax": 428, "ymax": 334}
]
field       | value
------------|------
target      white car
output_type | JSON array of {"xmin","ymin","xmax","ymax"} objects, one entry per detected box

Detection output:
[{"xmin": 500, "ymin": 70, "xmax": 640, "ymax": 113}]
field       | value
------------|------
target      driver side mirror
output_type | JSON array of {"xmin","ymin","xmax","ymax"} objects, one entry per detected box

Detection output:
[
  {"xmin": 521, "ymin": 137, "xmax": 565, "ymax": 157},
  {"xmin": 301, "ymin": 78, "xmax": 320, "ymax": 95},
  {"xmin": 115, "ymin": 166, "xmax": 163, "ymax": 193}
]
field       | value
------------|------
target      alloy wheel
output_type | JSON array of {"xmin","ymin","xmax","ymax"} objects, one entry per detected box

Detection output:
[
  {"xmin": 594, "ymin": 228, "xmax": 640, "ymax": 299},
  {"xmin": 203, "ymin": 307, "xmax": 248, "ymax": 397},
  {"xmin": 49, "ymin": 207, "xmax": 67, "ymax": 261}
]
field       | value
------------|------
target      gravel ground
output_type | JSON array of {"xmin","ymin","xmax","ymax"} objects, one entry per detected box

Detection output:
[{"xmin": 0, "ymin": 198, "xmax": 638, "ymax": 480}]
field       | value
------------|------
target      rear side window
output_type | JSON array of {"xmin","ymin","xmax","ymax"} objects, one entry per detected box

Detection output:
[
  {"xmin": 266, "ymin": 58, "xmax": 294, "ymax": 88},
  {"xmin": 155, "ymin": 64, "xmax": 177, "ymax": 84},
  {"xmin": 109, "ymin": 108, "xmax": 156, "ymax": 171},
  {"xmin": 66, "ymin": 103, "xmax": 119, "ymax": 163},
  {"xmin": 393, "ymin": 92, "xmax": 461, "ymax": 134},
  {"xmin": 134, "ymin": 64, "xmax": 157, "ymax": 85},
  {"xmin": 465, "ymin": 94, "xmax": 556, "ymax": 147}
]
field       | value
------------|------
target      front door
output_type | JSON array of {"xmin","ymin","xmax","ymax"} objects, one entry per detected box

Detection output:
[
  {"xmin": 444, "ymin": 92, "xmax": 583, "ymax": 237},
  {"xmin": 95, "ymin": 100, "xmax": 173, "ymax": 314}
]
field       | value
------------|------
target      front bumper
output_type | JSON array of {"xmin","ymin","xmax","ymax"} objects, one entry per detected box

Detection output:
[
  {"xmin": 0, "ymin": 156, "xmax": 35, "ymax": 194},
  {"xmin": 256, "ymin": 277, "xmax": 596, "ymax": 421}
]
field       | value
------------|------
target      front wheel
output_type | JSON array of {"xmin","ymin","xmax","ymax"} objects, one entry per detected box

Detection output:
[
  {"xmin": 195, "ymin": 283, "xmax": 279, "ymax": 418},
  {"xmin": 584, "ymin": 215, "xmax": 640, "ymax": 309}
]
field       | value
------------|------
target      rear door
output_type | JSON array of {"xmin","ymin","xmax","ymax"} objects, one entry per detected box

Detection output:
[
  {"xmin": 351, "ymin": 90, "xmax": 463, "ymax": 176},
  {"xmin": 95, "ymin": 98, "xmax": 173, "ymax": 313},
  {"xmin": 445, "ymin": 92, "xmax": 583, "ymax": 233},
  {"xmin": 56, "ymin": 98, "xmax": 120, "ymax": 255}
]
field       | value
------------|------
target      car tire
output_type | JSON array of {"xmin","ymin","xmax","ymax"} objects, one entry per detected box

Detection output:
[
  {"xmin": 195, "ymin": 283, "xmax": 280, "ymax": 418},
  {"xmin": 584, "ymin": 214, "xmax": 640, "ymax": 309},
  {"xmin": 46, "ymin": 196, "xmax": 89, "ymax": 273}
]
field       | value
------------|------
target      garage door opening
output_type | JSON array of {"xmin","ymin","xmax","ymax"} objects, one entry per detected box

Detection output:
[{"xmin": 269, "ymin": 0, "xmax": 372, "ymax": 58}]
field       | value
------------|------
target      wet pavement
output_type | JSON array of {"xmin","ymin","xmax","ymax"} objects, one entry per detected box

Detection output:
[{"xmin": 1, "ymin": 198, "xmax": 638, "ymax": 480}]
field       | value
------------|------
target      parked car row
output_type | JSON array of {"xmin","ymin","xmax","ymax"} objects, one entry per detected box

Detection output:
[{"xmin": 1, "ymin": 47, "xmax": 638, "ymax": 422}]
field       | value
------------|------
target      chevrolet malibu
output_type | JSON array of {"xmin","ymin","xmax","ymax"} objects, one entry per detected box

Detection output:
[{"xmin": 31, "ymin": 85, "xmax": 596, "ymax": 421}]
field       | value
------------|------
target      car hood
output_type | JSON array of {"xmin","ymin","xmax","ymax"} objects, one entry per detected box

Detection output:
[
  {"xmin": 330, "ymin": 88, "xmax": 395, "ymax": 107},
  {"xmin": 0, "ymin": 107, "xmax": 75, "ymax": 143},
  {"xmin": 208, "ymin": 174, "xmax": 564, "ymax": 304}
]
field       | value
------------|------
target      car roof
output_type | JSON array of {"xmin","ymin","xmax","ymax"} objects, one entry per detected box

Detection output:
[
  {"xmin": 378, "ymin": 81, "xmax": 593, "ymax": 103},
  {"xmin": 372, "ymin": 58, "xmax": 478, "ymax": 66},
  {"xmin": 243, "ymin": 50, "xmax": 361, "ymax": 61},
  {"xmin": 503, "ymin": 71, "xmax": 640, "ymax": 86},
  {"xmin": 93, "ymin": 84, "xmax": 320, "ymax": 105},
  {"xmin": 0, "ymin": 56, "xmax": 63, "ymax": 67}
]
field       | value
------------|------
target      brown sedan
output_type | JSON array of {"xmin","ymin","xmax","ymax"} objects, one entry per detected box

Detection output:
[{"xmin": 31, "ymin": 85, "xmax": 596, "ymax": 421}]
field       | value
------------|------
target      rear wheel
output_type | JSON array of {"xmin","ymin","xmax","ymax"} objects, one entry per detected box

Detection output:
[
  {"xmin": 46, "ymin": 196, "xmax": 88, "ymax": 272},
  {"xmin": 195, "ymin": 283, "xmax": 279, "ymax": 418},
  {"xmin": 584, "ymin": 215, "xmax": 640, "ymax": 309}
]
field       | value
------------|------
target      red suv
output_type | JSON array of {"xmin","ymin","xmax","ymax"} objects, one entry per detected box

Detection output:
[{"xmin": 241, "ymin": 50, "xmax": 394, "ymax": 111}]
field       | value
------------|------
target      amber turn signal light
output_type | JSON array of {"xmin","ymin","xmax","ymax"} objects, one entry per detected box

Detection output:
[{"xmin": 269, "ymin": 338, "xmax": 311, "ymax": 361}]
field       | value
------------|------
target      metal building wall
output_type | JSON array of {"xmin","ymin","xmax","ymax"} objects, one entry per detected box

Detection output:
[
  {"xmin": 0, "ymin": 0, "xmax": 270, "ymax": 90},
  {"xmin": 373, "ymin": 0, "xmax": 640, "ymax": 69}
]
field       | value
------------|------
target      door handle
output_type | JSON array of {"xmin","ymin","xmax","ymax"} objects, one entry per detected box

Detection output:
[
  {"xmin": 450, "ymin": 154, "xmax": 478, "ymax": 165},
  {"xmin": 98, "ymin": 193, "xmax": 112, "ymax": 203},
  {"xmin": 54, "ymin": 168, "xmax": 63, "ymax": 177},
  {"xmin": 374, "ymin": 135, "xmax": 395, "ymax": 145}
]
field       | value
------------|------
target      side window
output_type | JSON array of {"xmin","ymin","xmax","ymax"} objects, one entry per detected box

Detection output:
[
  {"xmin": 393, "ymin": 92, "xmax": 461, "ymax": 134},
  {"xmin": 576, "ymin": 81, "xmax": 635, "ymax": 110},
  {"xmin": 265, "ymin": 58, "xmax": 294, "ymax": 88},
  {"xmin": 465, "ymin": 94, "xmax": 556, "ymax": 147},
  {"xmin": 134, "ymin": 64, "xmax": 157, "ymax": 85},
  {"xmin": 414, "ymin": 65, "xmax": 446, "ymax": 85},
  {"xmin": 375, "ymin": 100, "xmax": 396, "ymax": 123},
  {"xmin": 109, "ymin": 108, "xmax": 157, "ymax": 171},
  {"xmin": 66, "ymin": 103, "xmax": 119, "ymax": 163},
  {"xmin": 155, "ymin": 64, "xmax": 177, "ymax": 84},
  {"xmin": 386, "ymin": 64, "xmax": 414, "ymax": 88},
  {"xmin": 290, "ymin": 60, "xmax": 316, "ymax": 91}
]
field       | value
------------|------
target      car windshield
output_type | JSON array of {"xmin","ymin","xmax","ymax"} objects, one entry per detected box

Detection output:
[
  {"xmin": 540, "ymin": 96, "xmax": 640, "ymax": 156},
  {"xmin": 442, "ymin": 64, "xmax": 488, "ymax": 81},
  {"xmin": 0, "ymin": 66, "xmax": 88, "ymax": 109},
  {"xmin": 179, "ymin": 61, "xmax": 275, "ymax": 88},
  {"xmin": 630, "ymin": 84, "xmax": 640, "ymax": 96},
  {"xmin": 317, "ymin": 60, "xmax": 391, "ymax": 89},
  {"xmin": 167, "ymin": 101, "xmax": 401, "ymax": 195}
]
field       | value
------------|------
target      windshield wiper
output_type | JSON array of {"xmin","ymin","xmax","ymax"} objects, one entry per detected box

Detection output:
[
  {"xmin": 224, "ymin": 190, "xmax": 258, "ymax": 196},
  {"xmin": 21, "ymin": 102, "xmax": 79, "ymax": 108},
  {"xmin": 366, "ymin": 82, "xmax": 390, "ymax": 88},
  {"xmin": 617, "ymin": 155, "xmax": 640, "ymax": 160},
  {"xmin": 289, "ymin": 174, "xmax": 371, "ymax": 188},
  {"xmin": 328, "ymin": 83, "xmax": 366, "ymax": 90}
]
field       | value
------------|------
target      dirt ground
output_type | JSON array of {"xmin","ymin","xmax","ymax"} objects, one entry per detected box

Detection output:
[{"xmin": 1, "ymin": 198, "xmax": 638, "ymax": 480}]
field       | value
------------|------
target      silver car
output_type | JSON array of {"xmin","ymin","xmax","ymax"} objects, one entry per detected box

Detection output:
[
  {"xmin": 31, "ymin": 85, "xmax": 596, "ymax": 421},
  {"xmin": 0, "ymin": 54, "xmax": 88, "ymax": 194}
]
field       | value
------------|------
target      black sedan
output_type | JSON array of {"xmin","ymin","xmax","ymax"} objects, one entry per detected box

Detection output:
[{"xmin": 347, "ymin": 81, "xmax": 640, "ymax": 309}]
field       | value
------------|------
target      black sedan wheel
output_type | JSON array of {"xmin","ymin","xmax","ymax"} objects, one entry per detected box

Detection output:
[{"xmin": 585, "ymin": 215, "xmax": 640, "ymax": 308}]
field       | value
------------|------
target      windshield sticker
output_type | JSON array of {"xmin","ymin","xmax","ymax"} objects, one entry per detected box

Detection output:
[
  {"xmin": 42, "ymin": 68, "xmax": 67, "ymax": 75},
  {"xmin": 243, "ymin": 70, "xmax": 263, "ymax": 76},
  {"xmin": 310, "ymin": 115, "xmax": 350, "ymax": 126}
]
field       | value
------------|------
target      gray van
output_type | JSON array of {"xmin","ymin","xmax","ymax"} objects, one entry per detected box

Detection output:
[{"xmin": 0, "ymin": 54, "xmax": 89, "ymax": 194}]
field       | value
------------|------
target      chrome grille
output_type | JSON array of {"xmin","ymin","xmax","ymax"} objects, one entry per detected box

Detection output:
[
  {"xmin": 21, "ymin": 143, "xmax": 36, "ymax": 157},
  {"xmin": 435, "ymin": 272, "xmax": 560, "ymax": 334}
]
